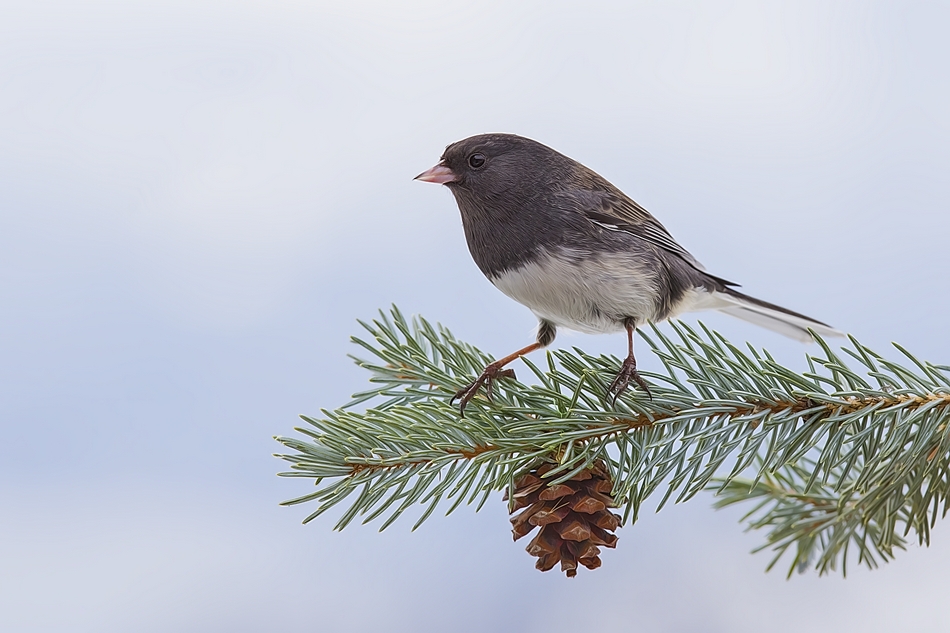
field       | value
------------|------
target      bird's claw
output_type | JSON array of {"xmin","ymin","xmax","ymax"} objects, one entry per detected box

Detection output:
[
  {"xmin": 451, "ymin": 364, "xmax": 517, "ymax": 415},
  {"xmin": 607, "ymin": 355, "xmax": 652, "ymax": 404}
]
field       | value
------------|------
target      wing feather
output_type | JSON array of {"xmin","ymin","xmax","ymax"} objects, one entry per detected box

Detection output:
[{"xmin": 555, "ymin": 188, "xmax": 711, "ymax": 275}]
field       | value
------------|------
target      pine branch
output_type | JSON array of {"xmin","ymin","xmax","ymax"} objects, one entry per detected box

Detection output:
[{"xmin": 274, "ymin": 306, "xmax": 950, "ymax": 575}]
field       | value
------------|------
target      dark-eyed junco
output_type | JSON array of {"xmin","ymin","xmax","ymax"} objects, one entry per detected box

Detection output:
[{"xmin": 416, "ymin": 133, "xmax": 842, "ymax": 413}]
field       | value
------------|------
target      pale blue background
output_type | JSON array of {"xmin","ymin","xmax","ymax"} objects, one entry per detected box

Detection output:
[{"xmin": 2, "ymin": 2, "xmax": 949, "ymax": 631}]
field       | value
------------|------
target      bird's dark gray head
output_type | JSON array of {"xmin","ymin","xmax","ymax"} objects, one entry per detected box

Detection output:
[
  {"xmin": 415, "ymin": 133, "xmax": 591, "ymax": 278},
  {"xmin": 415, "ymin": 133, "xmax": 575, "ymax": 201}
]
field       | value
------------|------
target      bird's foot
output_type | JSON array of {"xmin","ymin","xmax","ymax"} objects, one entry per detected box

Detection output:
[
  {"xmin": 607, "ymin": 355, "xmax": 652, "ymax": 404},
  {"xmin": 451, "ymin": 362, "xmax": 517, "ymax": 416}
]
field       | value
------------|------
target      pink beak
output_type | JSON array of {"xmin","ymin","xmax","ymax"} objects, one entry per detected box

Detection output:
[{"xmin": 414, "ymin": 163, "xmax": 457, "ymax": 184}]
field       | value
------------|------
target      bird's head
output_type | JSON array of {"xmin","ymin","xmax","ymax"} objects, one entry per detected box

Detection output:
[{"xmin": 415, "ymin": 133, "xmax": 572, "ymax": 202}]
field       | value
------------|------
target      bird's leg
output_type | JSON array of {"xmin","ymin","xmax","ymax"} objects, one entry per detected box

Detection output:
[
  {"xmin": 451, "ymin": 342, "xmax": 538, "ymax": 413},
  {"xmin": 452, "ymin": 320, "xmax": 556, "ymax": 415},
  {"xmin": 607, "ymin": 319, "xmax": 652, "ymax": 403}
]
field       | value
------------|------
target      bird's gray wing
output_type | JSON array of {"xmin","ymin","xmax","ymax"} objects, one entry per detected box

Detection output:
[{"xmin": 554, "ymin": 188, "xmax": 708, "ymax": 270}]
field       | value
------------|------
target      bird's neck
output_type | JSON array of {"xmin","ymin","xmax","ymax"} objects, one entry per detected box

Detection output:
[{"xmin": 453, "ymin": 191, "xmax": 556, "ymax": 279}]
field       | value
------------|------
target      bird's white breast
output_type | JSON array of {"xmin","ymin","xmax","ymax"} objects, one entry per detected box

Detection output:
[{"xmin": 490, "ymin": 247, "xmax": 685, "ymax": 333}]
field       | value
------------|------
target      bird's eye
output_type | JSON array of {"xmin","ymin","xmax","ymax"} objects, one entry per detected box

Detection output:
[{"xmin": 468, "ymin": 153, "xmax": 486, "ymax": 169}]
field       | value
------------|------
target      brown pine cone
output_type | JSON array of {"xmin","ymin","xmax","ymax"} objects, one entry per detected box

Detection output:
[{"xmin": 504, "ymin": 460, "xmax": 621, "ymax": 577}]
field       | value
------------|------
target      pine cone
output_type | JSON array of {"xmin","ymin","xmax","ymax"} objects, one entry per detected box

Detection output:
[{"xmin": 505, "ymin": 461, "xmax": 621, "ymax": 577}]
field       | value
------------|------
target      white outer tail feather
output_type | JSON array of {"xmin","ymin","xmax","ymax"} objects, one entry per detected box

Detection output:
[{"xmin": 693, "ymin": 291, "xmax": 844, "ymax": 343}]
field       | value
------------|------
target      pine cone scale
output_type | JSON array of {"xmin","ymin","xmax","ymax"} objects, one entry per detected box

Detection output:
[
  {"xmin": 526, "ymin": 527, "xmax": 561, "ymax": 556},
  {"xmin": 555, "ymin": 516, "xmax": 591, "ymax": 541},
  {"xmin": 538, "ymin": 483, "xmax": 575, "ymax": 500},
  {"xmin": 529, "ymin": 504, "xmax": 571, "ymax": 526}
]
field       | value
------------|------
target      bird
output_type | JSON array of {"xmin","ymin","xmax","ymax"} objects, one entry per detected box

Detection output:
[{"xmin": 415, "ymin": 133, "xmax": 842, "ymax": 414}]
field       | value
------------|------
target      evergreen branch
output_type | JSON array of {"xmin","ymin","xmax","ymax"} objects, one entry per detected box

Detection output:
[
  {"xmin": 275, "ymin": 306, "xmax": 950, "ymax": 575},
  {"xmin": 710, "ymin": 446, "xmax": 950, "ymax": 577}
]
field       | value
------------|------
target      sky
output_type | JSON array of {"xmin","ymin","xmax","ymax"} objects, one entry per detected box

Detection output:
[{"xmin": 2, "ymin": 1, "xmax": 949, "ymax": 631}]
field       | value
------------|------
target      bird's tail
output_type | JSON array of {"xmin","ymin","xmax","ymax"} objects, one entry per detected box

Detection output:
[{"xmin": 697, "ymin": 287, "xmax": 843, "ymax": 342}]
